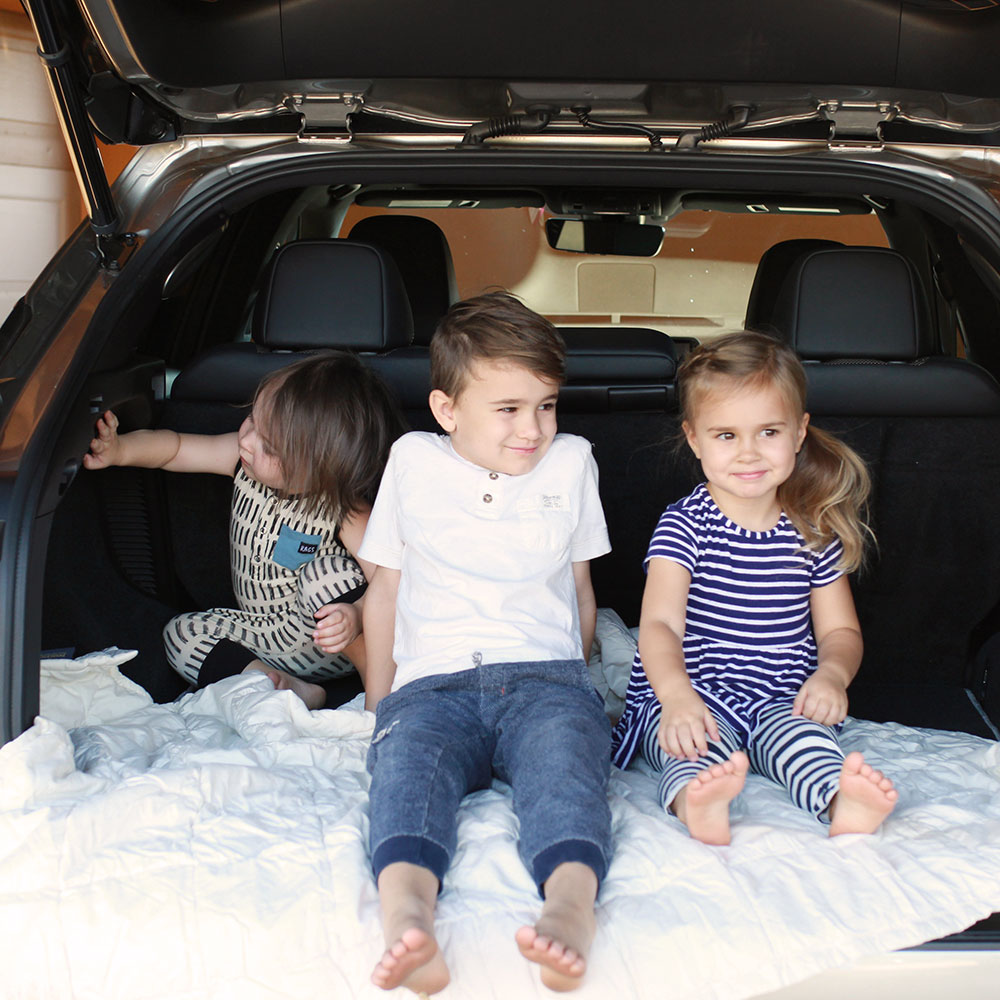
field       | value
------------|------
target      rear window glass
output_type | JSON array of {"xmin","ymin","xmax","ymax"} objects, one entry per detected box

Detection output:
[{"xmin": 341, "ymin": 204, "xmax": 889, "ymax": 340}]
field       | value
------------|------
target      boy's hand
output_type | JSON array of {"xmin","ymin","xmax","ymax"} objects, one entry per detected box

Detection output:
[
  {"xmin": 82, "ymin": 410, "xmax": 123, "ymax": 470},
  {"xmin": 312, "ymin": 602, "xmax": 361, "ymax": 654},
  {"xmin": 658, "ymin": 687, "xmax": 720, "ymax": 761},
  {"xmin": 792, "ymin": 672, "xmax": 848, "ymax": 726}
]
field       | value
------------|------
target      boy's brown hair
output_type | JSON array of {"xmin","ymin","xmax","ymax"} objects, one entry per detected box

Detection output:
[
  {"xmin": 253, "ymin": 350, "xmax": 406, "ymax": 518},
  {"xmin": 430, "ymin": 291, "xmax": 566, "ymax": 399}
]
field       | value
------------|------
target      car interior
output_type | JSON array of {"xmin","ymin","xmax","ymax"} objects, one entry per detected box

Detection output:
[{"xmin": 38, "ymin": 177, "xmax": 1000, "ymax": 754}]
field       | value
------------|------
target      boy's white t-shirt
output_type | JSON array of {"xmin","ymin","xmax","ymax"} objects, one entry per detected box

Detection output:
[{"xmin": 359, "ymin": 431, "xmax": 611, "ymax": 691}]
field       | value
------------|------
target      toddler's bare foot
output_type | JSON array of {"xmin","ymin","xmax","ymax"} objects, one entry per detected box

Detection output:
[
  {"xmin": 242, "ymin": 663, "xmax": 326, "ymax": 710},
  {"xmin": 673, "ymin": 750, "xmax": 749, "ymax": 846},
  {"xmin": 372, "ymin": 927, "xmax": 450, "ymax": 995},
  {"xmin": 516, "ymin": 862, "xmax": 597, "ymax": 992},
  {"xmin": 828, "ymin": 751, "xmax": 898, "ymax": 836}
]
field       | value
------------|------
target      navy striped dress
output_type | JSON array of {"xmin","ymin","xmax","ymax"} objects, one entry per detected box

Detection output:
[{"xmin": 611, "ymin": 483, "xmax": 843, "ymax": 769}]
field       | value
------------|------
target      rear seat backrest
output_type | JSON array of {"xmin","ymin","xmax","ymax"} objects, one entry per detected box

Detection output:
[
  {"xmin": 171, "ymin": 239, "xmax": 415, "ymax": 405},
  {"xmin": 755, "ymin": 244, "xmax": 1000, "ymax": 416},
  {"xmin": 746, "ymin": 241, "xmax": 1000, "ymax": 722}
]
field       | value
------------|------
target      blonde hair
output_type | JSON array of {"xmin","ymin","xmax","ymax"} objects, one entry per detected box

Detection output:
[
  {"xmin": 253, "ymin": 351, "xmax": 405, "ymax": 518},
  {"xmin": 678, "ymin": 331, "xmax": 872, "ymax": 571}
]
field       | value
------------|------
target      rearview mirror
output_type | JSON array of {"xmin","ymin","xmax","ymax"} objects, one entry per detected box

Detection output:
[{"xmin": 545, "ymin": 218, "xmax": 664, "ymax": 256}]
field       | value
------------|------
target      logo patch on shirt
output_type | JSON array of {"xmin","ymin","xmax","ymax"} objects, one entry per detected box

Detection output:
[
  {"xmin": 516, "ymin": 492, "xmax": 570, "ymax": 513},
  {"xmin": 271, "ymin": 524, "xmax": 323, "ymax": 571}
]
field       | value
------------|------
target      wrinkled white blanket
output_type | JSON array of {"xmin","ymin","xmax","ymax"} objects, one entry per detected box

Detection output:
[{"xmin": 3, "ymin": 647, "xmax": 1000, "ymax": 1000}]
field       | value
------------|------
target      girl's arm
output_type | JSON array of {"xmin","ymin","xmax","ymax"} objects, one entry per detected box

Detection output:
[
  {"xmin": 361, "ymin": 564, "xmax": 400, "ymax": 712},
  {"xmin": 572, "ymin": 560, "xmax": 597, "ymax": 664},
  {"xmin": 312, "ymin": 506, "xmax": 375, "ymax": 659},
  {"xmin": 794, "ymin": 574, "xmax": 863, "ymax": 725},
  {"xmin": 638, "ymin": 558, "xmax": 720, "ymax": 760},
  {"xmin": 83, "ymin": 410, "xmax": 239, "ymax": 476}
]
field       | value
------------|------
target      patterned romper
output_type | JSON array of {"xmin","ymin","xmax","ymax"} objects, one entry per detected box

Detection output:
[{"xmin": 163, "ymin": 466, "xmax": 366, "ymax": 684}]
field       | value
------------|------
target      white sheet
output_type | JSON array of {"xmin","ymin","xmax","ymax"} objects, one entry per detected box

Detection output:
[{"xmin": 3, "ymin": 651, "xmax": 1000, "ymax": 1000}]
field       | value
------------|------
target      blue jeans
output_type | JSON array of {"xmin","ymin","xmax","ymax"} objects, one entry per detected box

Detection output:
[{"xmin": 366, "ymin": 660, "xmax": 612, "ymax": 896}]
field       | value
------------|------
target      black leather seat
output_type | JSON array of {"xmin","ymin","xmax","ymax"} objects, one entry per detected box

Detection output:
[
  {"xmin": 347, "ymin": 215, "xmax": 458, "ymax": 346},
  {"xmin": 750, "ymin": 244, "xmax": 1000, "ymax": 416},
  {"xmin": 559, "ymin": 327, "xmax": 677, "ymax": 412},
  {"xmin": 170, "ymin": 239, "xmax": 420, "ymax": 406}
]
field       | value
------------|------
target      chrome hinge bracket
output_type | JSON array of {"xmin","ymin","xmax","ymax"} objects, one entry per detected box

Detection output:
[
  {"xmin": 820, "ymin": 100, "xmax": 898, "ymax": 149},
  {"xmin": 294, "ymin": 92, "xmax": 364, "ymax": 137}
]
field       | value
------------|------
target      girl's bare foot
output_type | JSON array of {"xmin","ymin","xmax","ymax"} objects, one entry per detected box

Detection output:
[
  {"xmin": 828, "ymin": 751, "xmax": 898, "ymax": 836},
  {"xmin": 516, "ymin": 862, "xmax": 597, "ymax": 992},
  {"xmin": 673, "ymin": 750, "xmax": 749, "ymax": 846},
  {"xmin": 242, "ymin": 663, "xmax": 326, "ymax": 710},
  {"xmin": 373, "ymin": 863, "xmax": 450, "ymax": 995},
  {"xmin": 372, "ymin": 927, "xmax": 449, "ymax": 995}
]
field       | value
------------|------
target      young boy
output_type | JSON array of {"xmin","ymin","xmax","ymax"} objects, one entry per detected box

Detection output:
[{"xmin": 360, "ymin": 292, "xmax": 613, "ymax": 994}]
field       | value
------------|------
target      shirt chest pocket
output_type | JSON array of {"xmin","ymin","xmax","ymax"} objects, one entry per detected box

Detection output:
[
  {"xmin": 515, "ymin": 506, "xmax": 574, "ymax": 555},
  {"xmin": 270, "ymin": 524, "xmax": 323, "ymax": 571}
]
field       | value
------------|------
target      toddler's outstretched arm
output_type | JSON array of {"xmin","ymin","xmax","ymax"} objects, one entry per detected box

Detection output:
[
  {"xmin": 83, "ymin": 410, "xmax": 239, "ymax": 476},
  {"xmin": 639, "ymin": 557, "xmax": 720, "ymax": 761}
]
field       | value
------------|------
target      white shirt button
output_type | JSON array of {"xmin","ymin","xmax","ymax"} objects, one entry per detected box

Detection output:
[{"xmin": 482, "ymin": 494, "xmax": 493, "ymax": 504}]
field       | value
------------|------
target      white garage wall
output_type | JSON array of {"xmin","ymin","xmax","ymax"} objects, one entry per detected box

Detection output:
[{"xmin": 0, "ymin": 11, "xmax": 79, "ymax": 324}]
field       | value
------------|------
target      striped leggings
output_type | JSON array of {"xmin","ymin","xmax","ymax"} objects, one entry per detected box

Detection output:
[
  {"xmin": 639, "ymin": 700, "xmax": 845, "ymax": 821},
  {"xmin": 163, "ymin": 554, "xmax": 361, "ymax": 685}
]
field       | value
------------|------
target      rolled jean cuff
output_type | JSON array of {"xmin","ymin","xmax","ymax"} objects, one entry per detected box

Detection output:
[
  {"xmin": 371, "ymin": 835, "xmax": 450, "ymax": 890},
  {"xmin": 532, "ymin": 839, "xmax": 609, "ymax": 897}
]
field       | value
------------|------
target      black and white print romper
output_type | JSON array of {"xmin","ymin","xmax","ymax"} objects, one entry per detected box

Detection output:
[{"xmin": 163, "ymin": 466, "xmax": 366, "ymax": 684}]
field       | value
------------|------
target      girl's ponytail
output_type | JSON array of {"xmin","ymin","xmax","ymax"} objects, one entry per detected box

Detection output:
[{"xmin": 779, "ymin": 424, "xmax": 871, "ymax": 572}]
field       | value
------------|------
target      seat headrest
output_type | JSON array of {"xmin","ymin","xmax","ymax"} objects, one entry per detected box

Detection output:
[
  {"xmin": 252, "ymin": 240, "xmax": 413, "ymax": 350},
  {"xmin": 348, "ymin": 216, "xmax": 457, "ymax": 346},
  {"xmin": 744, "ymin": 239, "xmax": 843, "ymax": 331},
  {"xmin": 768, "ymin": 247, "xmax": 932, "ymax": 360}
]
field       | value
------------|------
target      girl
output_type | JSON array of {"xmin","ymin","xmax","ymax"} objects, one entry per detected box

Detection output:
[
  {"xmin": 611, "ymin": 331, "xmax": 898, "ymax": 845},
  {"xmin": 84, "ymin": 351, "xmax": 406, "ymax": 709}
]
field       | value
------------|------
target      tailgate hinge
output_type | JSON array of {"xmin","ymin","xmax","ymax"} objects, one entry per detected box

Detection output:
[
  {"xmin": 820, "ymin": 100, "xmax": 898, "ymax": 149},
  {"xmin": 294, "ymin": 92, "xmax": 365, "ymax": 137}
]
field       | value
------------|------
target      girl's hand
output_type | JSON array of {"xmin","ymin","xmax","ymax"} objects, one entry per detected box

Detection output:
[
  {"xmin": 792, "ymin": 672, "xmax": 848, "ymax": 726},
  {"xmin": 658, "ymin": 688, "xmax": 720, "ymax": 761},
  {"xmin": 312, "ymin": 602, "xmax": 361, "ymax": 654},
  {"xmin": 82, "ymin": 410, "xmax": 123, "ymax": 470}
]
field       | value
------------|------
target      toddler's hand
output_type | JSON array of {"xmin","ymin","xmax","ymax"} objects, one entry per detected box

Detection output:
[
  {"xmin": 312, "ymin": 601, "xmax": 361, "ymax": 654},
  {"xmin": 658, "ymin": 688, "xmax": 720, "ymax": 761},
  {"xmin": 792, "ymin": 672, "xmax": 848, "ymax": 726},
  {"xmin": 82, "ymin": 410, "xmax": 122, "ymax": 470}
]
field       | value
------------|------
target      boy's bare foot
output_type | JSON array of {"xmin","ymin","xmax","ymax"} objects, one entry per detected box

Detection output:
[
  {"xmin": 372, "ymin": 927, "xmax": 449, "ymax": 995},
  {"xmin": 374, "ymin": 862, "xmax": 450, "ymax": 995},
  {"xmin": 242, "ymin": 662, "xmax": 326, "ymax": 710},
  {"xmin": 828, "ymin": 751, "xmax": 898, "ymax": 836},
  {"xmin": 673, "ymin": 750, "xmax": 749, "ymax": 846},
  {"xmin": 516, "ymin": 861, "xmax": 597, "ymax": 992}
]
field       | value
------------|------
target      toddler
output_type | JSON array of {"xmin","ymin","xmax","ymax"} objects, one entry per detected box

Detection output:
[
  {"xmin": 612, "ymin": 331, "xmax": 898, "ymax": 844},
  {"xmin": 85, "ymin": 351, "xmax": 405, "ymax": 707}
]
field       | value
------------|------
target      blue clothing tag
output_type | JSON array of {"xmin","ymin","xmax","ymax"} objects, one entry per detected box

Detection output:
[{"xmin": 271, "ymin": 523, "xmax": 322, "ymax": 571}]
